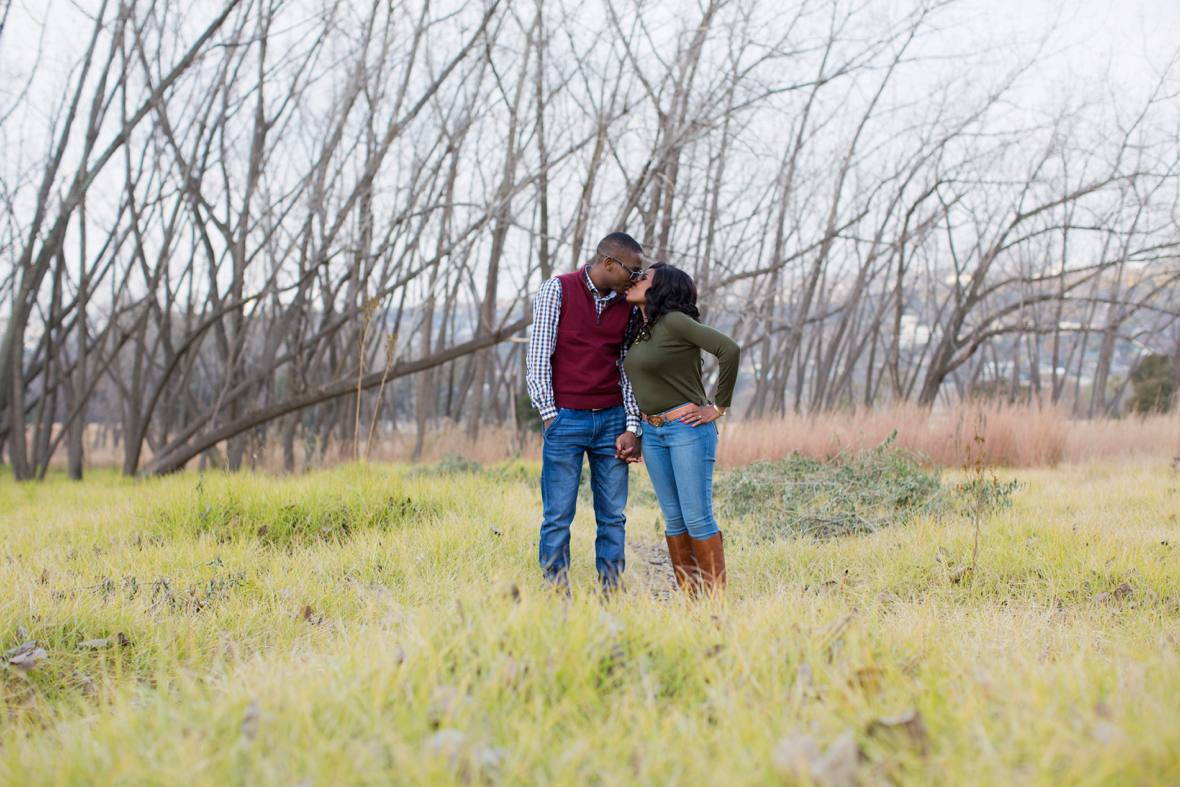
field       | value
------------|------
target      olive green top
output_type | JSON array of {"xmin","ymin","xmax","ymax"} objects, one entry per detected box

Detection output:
[{"xmin": 622, "ymin": 311, "xmax": 741, "ymax": 414}]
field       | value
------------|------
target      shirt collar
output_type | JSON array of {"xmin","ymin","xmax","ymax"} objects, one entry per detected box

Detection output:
[{"xmin": 582, "ymin": 265, "xmax": 617, "ymax": 300}]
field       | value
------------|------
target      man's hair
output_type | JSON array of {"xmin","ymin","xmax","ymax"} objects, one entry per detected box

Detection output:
[{"xmin": 596, "ymin": 232, "xmax": 644, "ymax": 262}]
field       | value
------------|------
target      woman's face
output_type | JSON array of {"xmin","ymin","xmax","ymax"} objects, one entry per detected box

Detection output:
[{"xmin": 625, "ymin": 269, "xmax": 652, "ymax": 305}]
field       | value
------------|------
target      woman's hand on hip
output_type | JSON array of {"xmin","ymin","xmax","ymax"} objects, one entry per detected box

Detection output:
[{"xmin": 682, "ymin": 404, "xmax": 722, "ymax": 427}]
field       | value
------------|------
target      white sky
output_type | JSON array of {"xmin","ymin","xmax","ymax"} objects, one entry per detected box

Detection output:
[
  {"xmin": 951, "ymin": 0, "xmax": 1180, "ymax": 94},
  {"xmin": 3, "ymin": 0, "xmax": 1176, "ymax": 141},
  {"xmin": 3, "ymin": 0, "xmax": 1178, "ymax": 86}
]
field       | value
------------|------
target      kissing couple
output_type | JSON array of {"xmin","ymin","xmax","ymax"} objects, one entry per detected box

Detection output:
[{"xmin": 525, "ymin": 232, "xmax": 741, "ymax": 597}]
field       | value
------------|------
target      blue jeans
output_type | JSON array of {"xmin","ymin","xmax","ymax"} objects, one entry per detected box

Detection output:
[
  {"xmin": 539, "ymin": 406, "xmax": 629, "ymax": 588},
  {"xmin": 642, "ymin": 417, "xmax": 720, "ymax": 540}
]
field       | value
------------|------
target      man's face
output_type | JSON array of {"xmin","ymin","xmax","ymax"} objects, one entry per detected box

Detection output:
[{"xmin": 602, "ymin": 252, "xmax": 645, "ymax": 295}]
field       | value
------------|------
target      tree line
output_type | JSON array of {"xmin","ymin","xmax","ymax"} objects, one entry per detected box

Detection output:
[{"xmin": 1, "ymin": 0, "xmax": 1178, "ymax": 480}]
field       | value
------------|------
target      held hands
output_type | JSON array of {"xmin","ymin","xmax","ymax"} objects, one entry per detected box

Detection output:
[
  {"xmin": 681, "ymin": 404, "xmax": 724, "ymax": 427},
  {"xmin": 615, "ymin": 431, "xmax": 642, "ymax": 463}
]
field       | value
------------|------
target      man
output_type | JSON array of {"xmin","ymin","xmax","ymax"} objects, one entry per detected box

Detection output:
[{"xmin": 526, "ymin": 232, "xmax": 646, "ymax": 592}]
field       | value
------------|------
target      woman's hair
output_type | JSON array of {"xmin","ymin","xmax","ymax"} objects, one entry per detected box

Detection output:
[{"xmin": 623, "ymin": 262, "xmax": 700, "ymax": 349}]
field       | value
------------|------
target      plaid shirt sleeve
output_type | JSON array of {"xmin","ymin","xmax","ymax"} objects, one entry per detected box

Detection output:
[
  {"xmin": 526, "ymin": 278, "xmax": 561, "ymax": 422},
  {"xmin": 618, "ymin": 327, "xmax": 641, "ymax": 433}
]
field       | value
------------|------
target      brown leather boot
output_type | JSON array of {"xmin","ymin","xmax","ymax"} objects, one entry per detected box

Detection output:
[
  {"xmin": 665, "ymin": 533, "xmax": 699, "ymax": 596},
  {"xmin": 691, "ymin": 532, "xmax": 727, "ymax": 596}
]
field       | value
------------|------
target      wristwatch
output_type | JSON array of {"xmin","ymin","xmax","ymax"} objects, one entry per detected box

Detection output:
[{"xmin": 626, "ymin": 424, "xmax": 642, "ymax": 436}]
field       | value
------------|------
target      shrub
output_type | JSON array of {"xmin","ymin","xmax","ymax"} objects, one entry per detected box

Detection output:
[
  {"xmin": 717, "ymin": 431, "xmax": 1020, "ymax": 540},
  {"xmin": 1128, "ymin": 354, "xmax": 1176, "ymax": 415},
  {"xmin": 718, "ymin": 432, "xmax": 946, "ymax": 540}
]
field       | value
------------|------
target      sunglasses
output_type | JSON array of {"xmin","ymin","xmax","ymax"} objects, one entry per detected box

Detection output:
[{"xmin": 605, "ymin": 256, "xmax": 646, "ymax": 281}]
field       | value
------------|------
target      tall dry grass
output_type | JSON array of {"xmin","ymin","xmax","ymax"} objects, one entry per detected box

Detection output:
[
  {"xmin": 717, "ymin": 404, "xmax": 1180, "ymax": 468},
  {"xmin": 302, "ymin": 403, "xmax": 1180, "ymax": 471},
  {"xmin": 44, "ymin": 404, "xmax": 1180, "ymax": 472},
  {"xmin": 379, "ymin": 404, "xmax": 1179, "ymax": 469}
]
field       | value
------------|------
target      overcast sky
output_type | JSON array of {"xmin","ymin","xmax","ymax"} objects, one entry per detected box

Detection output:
[
  {"xmin": 3, "ymin": 0, "xmax": 1177, "ymax": 119},
  {"xmin": 951, "ymin": 0, "xmax": 1179, "ymax": 92}
]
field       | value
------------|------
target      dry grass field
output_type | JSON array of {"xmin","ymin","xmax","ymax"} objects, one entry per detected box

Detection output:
[
  {"xmin": 1, "ymin": 444, "xmax": 1178, "ymax": 784},
  {"xmin": 71, "ymin": 405, "xmax": 1180, "ymax": 472}
]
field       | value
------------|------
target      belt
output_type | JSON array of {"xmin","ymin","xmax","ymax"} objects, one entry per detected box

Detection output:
[{"xmin": 640, "ymin": 403, "xmax": 697, "ymax": 427}]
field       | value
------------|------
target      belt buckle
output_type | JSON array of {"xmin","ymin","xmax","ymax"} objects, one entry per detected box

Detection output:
[{"xmin": 649, "ymin": 415, "xmax": 665, "ymax": 427}]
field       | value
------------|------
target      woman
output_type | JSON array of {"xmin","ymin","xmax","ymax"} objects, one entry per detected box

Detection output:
[{"xmin": 622, "ymin": 263, "xmax": 740, "ymax": 596}]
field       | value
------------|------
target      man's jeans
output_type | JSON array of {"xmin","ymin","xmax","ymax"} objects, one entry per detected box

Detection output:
[
  {"xmin": 539, "ymin": 406, "xmax": 628, "ymax": 588},
  {"xmin": 641, "ymin": 418, "xmax": 720, "ymax": 540}
]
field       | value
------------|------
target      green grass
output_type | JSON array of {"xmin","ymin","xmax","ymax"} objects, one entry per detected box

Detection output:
[{"xmin": 1, "ymin": 461, "xmax": 1178, "ymax": 785}]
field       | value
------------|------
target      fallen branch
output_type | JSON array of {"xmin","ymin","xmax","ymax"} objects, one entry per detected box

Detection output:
[{"xmin": 140, "ymin": 317, "xmax": 530, "ymax": 475}]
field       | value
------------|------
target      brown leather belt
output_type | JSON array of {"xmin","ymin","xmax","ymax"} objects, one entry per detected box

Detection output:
[{"xmin": 640, "ymin": 403, "xmax": 697, "ymax": 427}]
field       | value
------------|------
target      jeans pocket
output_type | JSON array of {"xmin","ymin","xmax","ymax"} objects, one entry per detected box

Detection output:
[{"xmin": 543, "ymin": 409, "xmax": 566, "ymax": 438}]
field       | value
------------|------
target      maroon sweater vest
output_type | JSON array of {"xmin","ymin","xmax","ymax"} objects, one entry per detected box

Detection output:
[{"xmin": 551, "ymin": 269, "xmax": 631, "ymax": 409}]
